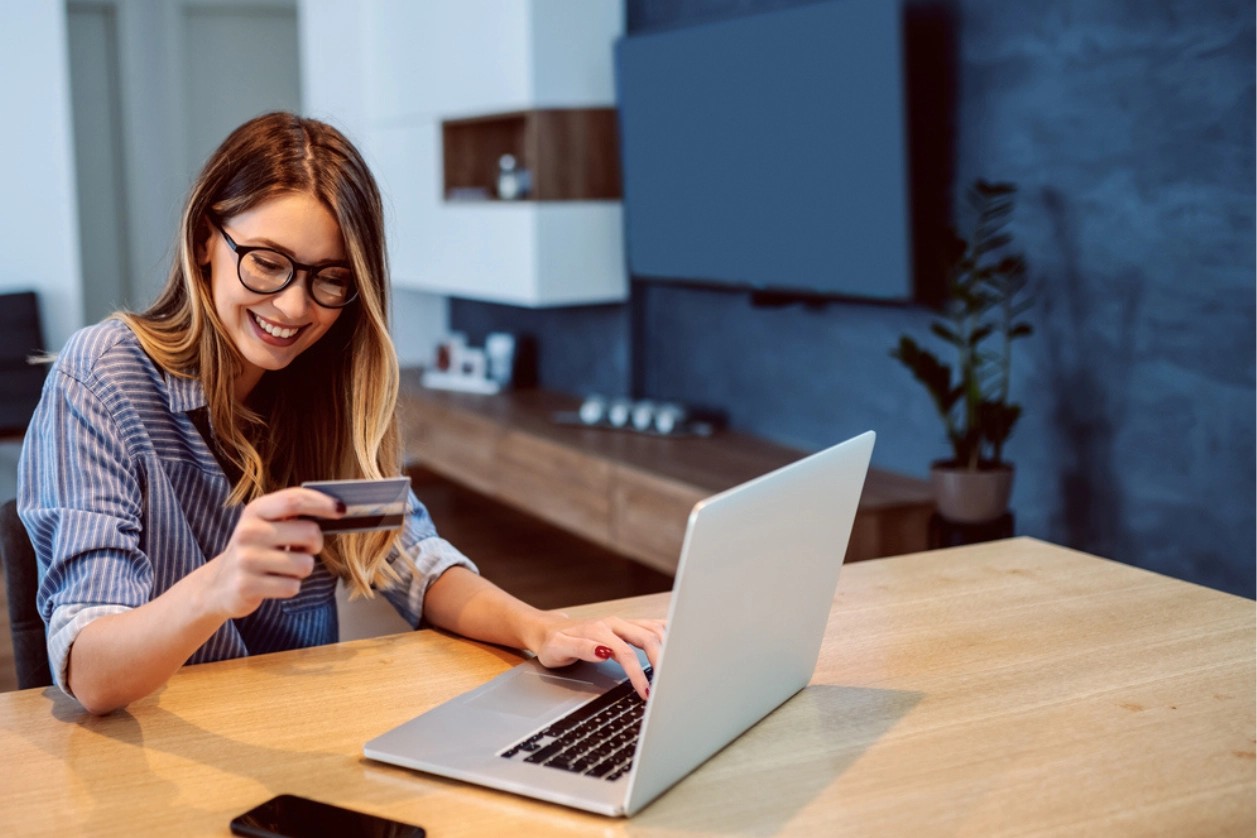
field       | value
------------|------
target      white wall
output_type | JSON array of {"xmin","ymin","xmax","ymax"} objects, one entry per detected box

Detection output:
[
  {"xmin": 78, "ymin": 0, "xmax": 302, "ymax": 318},
  {"xmin": 0, "ymin": 3, "xmax": 83, "ymax": 350},
  {"xmin": 112, "ymin": 0, "xmax": 188, "ymax": 311}
]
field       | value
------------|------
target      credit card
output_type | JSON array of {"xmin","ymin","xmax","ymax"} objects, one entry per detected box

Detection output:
[{"xmin": 302, "ymin": 477, "xmax": 411, "ymax": 533}]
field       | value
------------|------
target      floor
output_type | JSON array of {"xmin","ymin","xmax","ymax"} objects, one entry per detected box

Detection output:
[{"xmin": 0, "ymin": 461, "xmax": 673, "ymax": 693}]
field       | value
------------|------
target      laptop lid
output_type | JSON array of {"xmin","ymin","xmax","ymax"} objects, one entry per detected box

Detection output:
[
  {"xmin": 363, "ymin": 431, "xmax": 874, "ymax": 817},
  {"xmin": 623, "ymin": 430, "xmax": 874, "ymax": 813}
]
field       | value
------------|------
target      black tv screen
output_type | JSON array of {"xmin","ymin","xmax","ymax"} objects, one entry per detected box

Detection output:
[{"xmin": 615, "ymin": 0, "xmax": 911, "ymax": 301}]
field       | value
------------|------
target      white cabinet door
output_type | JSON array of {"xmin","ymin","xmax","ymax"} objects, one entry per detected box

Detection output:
[
  {"xmin": 365, "ymin": 0, "xmax": 532, "ymax": 121},
  {"xmin": 527, "ymin": 0, "xmax": 625, "ymax": 107},
  {"xmin": 413, "ymin": 202, "xmax": 624, "ymax": 307},
  {"xmin": 370, "ymin": 120, "xmax": 442, "ymax": 288},
  {"xmin": 364, "ymin": 0, "xmax": 622, "ymax": 120}
]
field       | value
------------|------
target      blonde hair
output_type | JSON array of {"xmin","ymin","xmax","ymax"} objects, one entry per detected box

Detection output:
[{"xmin": 118, "ymin": 112, "xmax": 401, "ymax": 597}]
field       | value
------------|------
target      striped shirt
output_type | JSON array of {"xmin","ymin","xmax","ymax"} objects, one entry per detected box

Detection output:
[{"xmin": 18, "ymin": 319, "xmax": 476, "ymax": 695}]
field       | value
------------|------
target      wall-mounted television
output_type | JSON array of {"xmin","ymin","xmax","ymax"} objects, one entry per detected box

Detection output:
[{"xmin": 615, "ymin": 0, "xmax": 912, "ymax": 302}]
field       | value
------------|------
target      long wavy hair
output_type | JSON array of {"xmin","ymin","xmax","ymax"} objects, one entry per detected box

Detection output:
[{"xmin": 118, "ymin": 112, "xmax": 402, "ymax": 597}]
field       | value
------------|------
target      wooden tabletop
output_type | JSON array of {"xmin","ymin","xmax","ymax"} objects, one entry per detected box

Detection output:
[{"xmin": 1, "ymin": 538, "xmax": 1252, "ymax": 835}]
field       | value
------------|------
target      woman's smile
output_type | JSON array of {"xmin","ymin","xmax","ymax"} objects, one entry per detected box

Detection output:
[{"xmin": 248, "ymin": 310, "xmax": 306, "ymax": 344}]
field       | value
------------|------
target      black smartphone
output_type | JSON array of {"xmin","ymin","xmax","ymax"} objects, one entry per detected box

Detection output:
[{"xmin": 230, "ymin": 794, "xmax": 425, "ymax": 838}]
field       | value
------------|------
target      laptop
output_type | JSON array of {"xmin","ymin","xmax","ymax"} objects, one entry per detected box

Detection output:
[{"xmin": 364, "ymin": 431, "xmax": 875, "ymax": 816}]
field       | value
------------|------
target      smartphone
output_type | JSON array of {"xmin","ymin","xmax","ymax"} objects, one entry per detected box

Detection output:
[{"xmin": 230, "ymin": 794, "xmax": 424, "ymax": 838}]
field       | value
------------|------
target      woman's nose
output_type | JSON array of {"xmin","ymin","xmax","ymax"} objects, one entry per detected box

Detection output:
[{"xmin": 272, "ymin": 272, "xmax": 313, "ymax": 319}]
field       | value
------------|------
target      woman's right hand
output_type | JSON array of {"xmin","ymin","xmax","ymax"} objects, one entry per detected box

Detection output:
[{"xmin": 202, "ymin": 488, "xmax": 345, "ymax": 619}]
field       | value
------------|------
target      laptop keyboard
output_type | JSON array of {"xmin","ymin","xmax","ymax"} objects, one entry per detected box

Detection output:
[{"xmin": 498, "ymin": 667, "xmax": 652, "ymax": 782}]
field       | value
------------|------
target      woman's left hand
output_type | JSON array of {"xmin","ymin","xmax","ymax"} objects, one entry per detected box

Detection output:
[{"xmin": 533, "ymin": 616, "xmax": 666, "ymax": 701}]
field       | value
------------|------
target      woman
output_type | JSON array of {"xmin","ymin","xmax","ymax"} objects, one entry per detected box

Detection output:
[{"xmin": 18, "ymin": 112, "xmax": 663, "ymax": 715}]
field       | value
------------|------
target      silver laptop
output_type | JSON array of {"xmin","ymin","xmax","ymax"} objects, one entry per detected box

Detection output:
[{"xmin": 364, "ymin": 431, "xmax": 875, "ymax": 816}]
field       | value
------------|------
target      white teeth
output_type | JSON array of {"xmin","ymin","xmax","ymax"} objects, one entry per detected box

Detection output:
[{"xmin": 252, "ymin": 312, "xmax": 299, "ymax": 339}]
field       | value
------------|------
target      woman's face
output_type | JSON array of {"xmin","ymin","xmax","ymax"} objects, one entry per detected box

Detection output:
[{"xmin": 204, "ymin": 192, "xmax": 347, "ymax": 400}]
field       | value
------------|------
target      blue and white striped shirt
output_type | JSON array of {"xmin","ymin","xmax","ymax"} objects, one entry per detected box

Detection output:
[{"xmin": 18, "ymin": 319, "xmax": 475, "ymax": 695}]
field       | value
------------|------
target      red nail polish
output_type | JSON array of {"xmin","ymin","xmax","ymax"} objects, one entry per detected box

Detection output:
[
  {"xmin": 645, "ymin": 686, "xmax": 650, "ymax": 699},
  {"xmin": 594, "ymin": 645, "xmax": 613, "ymax": 660},
  {"xmin": 336, "ymin": 500, "xmax": 347, "ymax": 514}
]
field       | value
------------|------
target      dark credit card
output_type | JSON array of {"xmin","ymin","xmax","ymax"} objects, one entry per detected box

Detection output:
[{"xmin": 302, "ymin": 477, "xmax": 411, "ymax": 533}]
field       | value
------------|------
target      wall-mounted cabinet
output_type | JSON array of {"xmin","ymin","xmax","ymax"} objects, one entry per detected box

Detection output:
[{"xmin": 370, "ymin": 115, "xmax": 625, "ymax": 306}]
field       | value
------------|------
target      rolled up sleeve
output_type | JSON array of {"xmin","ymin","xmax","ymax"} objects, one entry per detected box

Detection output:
[
  {"xmin": 378, "ymin": 489, "xmax": 477, "ymax": 628},
  {"xmin": 18, "ymin": 367, "xmax": 149, "ymax": 694}
]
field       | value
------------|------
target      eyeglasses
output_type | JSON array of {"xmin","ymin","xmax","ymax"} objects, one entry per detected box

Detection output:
[{"xmin": 213, "ymin": 222, "xmax": 358, "ymax": 309}]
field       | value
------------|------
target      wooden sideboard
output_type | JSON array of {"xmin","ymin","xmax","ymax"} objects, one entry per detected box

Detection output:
[{"xmin": 399, "ymin": 373, "xmax": 934, "ymax": 574}]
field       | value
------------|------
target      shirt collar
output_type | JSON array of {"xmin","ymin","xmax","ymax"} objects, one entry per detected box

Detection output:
[{"xmin": 164, "ymin": 370, "xmax": 208, "ymax": 414}]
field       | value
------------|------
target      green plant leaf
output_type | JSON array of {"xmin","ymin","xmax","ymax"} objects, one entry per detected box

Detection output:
[
  {"xmin": 969, "ymin": 324, "xmax": 994, "ymax": 346},
  {"xmin": 974, "ymin": 233, "xmax": 1013, "ymax": 256},
  {"xmin": 892, "ymin": 337, "xmax": 957, "ymax": 419},
  {"xmin": 995, "ymin": 255, "xmax": 1025, "ymax": 275},
  {"xmin": 929, "ymin": 323, "xmax": 962, "ymax": 346},
  {"xmin": 975, "ymin": 180, "xmax": 1016, "ymax": 197}
]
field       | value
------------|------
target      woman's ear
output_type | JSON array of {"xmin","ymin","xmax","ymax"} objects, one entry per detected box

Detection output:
[{"xmin": 194, "ymin": 219, "xmax": 213, "ymax": 267}]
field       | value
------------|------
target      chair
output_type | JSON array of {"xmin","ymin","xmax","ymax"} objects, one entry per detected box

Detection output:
[
  {"xmin": 0, "ymin": 290, "xmax": 47, "ymax": 440},
  {"xmin": 0, "ymin": 498, "xmax": 51, "ymax": 689}
]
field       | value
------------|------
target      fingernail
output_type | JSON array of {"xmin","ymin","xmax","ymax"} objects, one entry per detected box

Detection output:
[
  {"xmin": 335, "ymin": 500, "xmax": 347, "ymax": 514},
  {"xmin": 645, "ymin": 686, "xmax": 651, "ymax": 699},
  {"xmin": 594, "ymin": 645, "xmax": 613, "ymax": 660}
]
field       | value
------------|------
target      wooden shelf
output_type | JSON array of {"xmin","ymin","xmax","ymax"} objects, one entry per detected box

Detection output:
[
  {"xmin": 399, "ymin": 372, "xmax": 935, "ymax": 575},
  {"xmin": 442, "ymin": 108, "xmax": 621, "ymax": 201}
]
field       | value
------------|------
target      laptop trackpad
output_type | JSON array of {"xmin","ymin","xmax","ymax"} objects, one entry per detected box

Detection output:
[{"xmin": 468, "ymin": 670, "xmax": 600, "ymax": 719}]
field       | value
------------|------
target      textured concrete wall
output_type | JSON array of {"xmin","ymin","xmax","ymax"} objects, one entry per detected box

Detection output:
[
  {"xmin": 949, "ymin": 0, "xmax": 1255, "ymax": 594},
  {"xmin": 452, "ymin": 0, "xmax": 1255, "ymax": 597}
]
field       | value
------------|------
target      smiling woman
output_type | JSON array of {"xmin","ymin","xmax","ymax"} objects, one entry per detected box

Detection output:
[{"xmin": 17, "ymin": 112, "xmax": 665, "ymax": 715}]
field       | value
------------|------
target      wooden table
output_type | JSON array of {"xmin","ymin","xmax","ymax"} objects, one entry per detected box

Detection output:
[
  {"xmin": 1, "ymin": 539, "xmax": 1252, "ymax": 835},
  {"xmin": 399, "ymin": 377, "xmax": 935, "ymax": 573}
]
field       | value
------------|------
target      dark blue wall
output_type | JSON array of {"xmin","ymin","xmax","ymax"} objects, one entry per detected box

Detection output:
[{"xmin": 451, "ymin": 0, "xmax": 1256, "ymax": 598}]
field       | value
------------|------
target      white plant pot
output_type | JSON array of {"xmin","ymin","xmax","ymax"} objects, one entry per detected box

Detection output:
[{"xmin": 930, "ymin": 462, "xmax": 1015, "ymax": 524}]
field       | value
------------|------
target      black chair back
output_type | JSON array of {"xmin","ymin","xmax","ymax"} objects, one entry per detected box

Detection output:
[
  {"xmin": 0, "ymin": 499, "xmax": 52, "ymax": 689},
  {"xmin": 0, "ymin": 291, "xmax": 46, "ymax": 439}
]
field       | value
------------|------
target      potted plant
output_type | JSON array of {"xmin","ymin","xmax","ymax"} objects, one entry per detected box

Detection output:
[{"xmin": 891, "ymin": 179, "xmax": 1033, "ymax": 523}]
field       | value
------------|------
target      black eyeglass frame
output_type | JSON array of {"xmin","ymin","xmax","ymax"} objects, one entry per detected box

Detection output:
[{"xmin": 211, "ymin": 221, "xmax": 359, "ymax": 309}]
